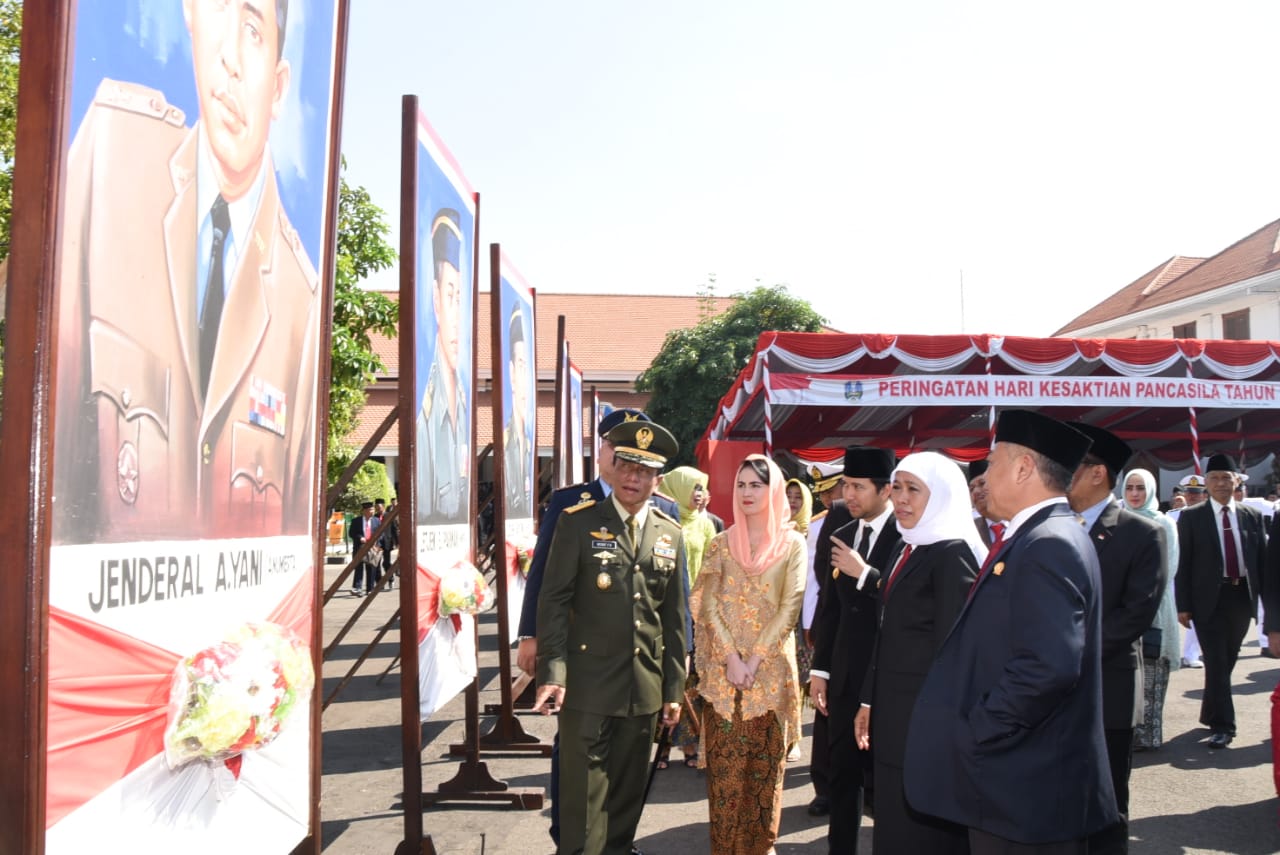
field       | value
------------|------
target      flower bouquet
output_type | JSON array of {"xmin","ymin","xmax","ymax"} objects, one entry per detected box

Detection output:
[
  {"xmin": 163, "ymin": 622, "xmax": 314, "ymax": 772},
  {"xmin": 438, "ymin": 561, "xmax": 494, "ymax": 616},
  {"xmin": 513, "ymin": 535, "xmax": 537, "ymax": 577}
]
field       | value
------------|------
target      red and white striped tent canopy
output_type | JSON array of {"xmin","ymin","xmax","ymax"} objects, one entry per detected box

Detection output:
[{"xmin": 698, "ymin": 332, "xmax": 1280, "ymax": 470}]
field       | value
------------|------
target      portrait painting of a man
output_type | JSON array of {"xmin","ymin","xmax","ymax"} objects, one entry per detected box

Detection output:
[{"xmin": 53, "ymin": 0, "xmax": 331, "ymax": 544}]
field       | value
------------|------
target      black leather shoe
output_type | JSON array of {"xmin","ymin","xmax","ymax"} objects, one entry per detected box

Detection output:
[
  {"xmin": 1208, "ymin": 732, "xmax": 1233, "ymax": 749},
  {"xmin": 807, "ymin": 797, "xmax": 831, "ymax": 817}
]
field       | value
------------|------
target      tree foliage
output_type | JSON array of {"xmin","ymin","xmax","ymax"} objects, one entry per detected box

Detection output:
[
  {"xmin": 635, "ymin": 283, "xmax": 825, "ymax": 467},
  {"xmin": 328, "ymin": 160, "xmax": 397, "ymax": 483},
  {"xmin": 0, "ymin": 0, "xmax": 20, "ymax": 263},
  {"xmin": 0, "ymin": 0, "xmax": 21, "ymax": 417},
  {"xmin": 336, "ymin": 458, "xmax": 395, "ymax": 512}
]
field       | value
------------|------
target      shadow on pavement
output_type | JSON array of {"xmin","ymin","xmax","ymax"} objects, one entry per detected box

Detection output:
[{"xmin": 1129, "ymin": 798, "xmax": 1278, "ymax": 854}]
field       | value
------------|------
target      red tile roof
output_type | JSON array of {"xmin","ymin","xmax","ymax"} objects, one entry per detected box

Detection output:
[
  {"xmin": 366, "ymin": 291, "xmax": 737, "ymax": 380},
  {"xmin": 1056, "ymin": 215, "xmax": 1280, "ymax": 335},
  {"xmin": 1054, "ymin": 256, "xmax": 1206, "ymax": 334}
]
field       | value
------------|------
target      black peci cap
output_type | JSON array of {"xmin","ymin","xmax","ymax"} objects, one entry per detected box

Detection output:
[
  {"xmin": 843, "ymin": 446, "xmax": 896, "ymax": 480},
  {"xmin": 994, "ymin": 409, "xmax": 1092, "ymax": 472}
]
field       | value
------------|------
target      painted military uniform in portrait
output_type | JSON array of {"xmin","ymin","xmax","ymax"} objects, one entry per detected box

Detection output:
[
  {"xmin": 504, "ymin": 420, "xmax": 531, "ymax": 519},
  {"xmin": 53, "ymin": 80, "xmax": 320, "ymax": 545},
  {"xmin": 415, "ymin": 356, "xmax": 469, "ymax": 522}
]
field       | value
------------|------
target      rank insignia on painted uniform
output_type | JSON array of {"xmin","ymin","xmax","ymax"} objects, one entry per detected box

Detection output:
[
  {"xmin": 565, "ymin": 499, "xmax": 596, "ymax": 515},
  {"xmin": 248, "ymin": 375, "xmax": 288, "ymax": 436}
]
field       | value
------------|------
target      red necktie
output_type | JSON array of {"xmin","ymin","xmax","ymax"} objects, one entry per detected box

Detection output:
[
  {"xmin": 1222, "ymin": 507, "xmax": 1241, "ymax": 580},
  {"xmin": 881, "ymin": 545, "xmax": 913, "ymax": 600},
  {"xmin": 364, "ymin": 519, "xmax": 371, "ymax": 539},
  {"xmin": 968, "ymin": 528, "xmax": 1006, "ymax": 601}
]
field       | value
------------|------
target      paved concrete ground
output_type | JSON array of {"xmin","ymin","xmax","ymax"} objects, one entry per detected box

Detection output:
[{"xmin": 319, "ymin": 560, "xmax": 1280, "ymax": 854}]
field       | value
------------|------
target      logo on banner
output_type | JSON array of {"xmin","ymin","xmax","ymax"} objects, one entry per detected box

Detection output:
[{"xmin": 844, "ymin": 380, "xmax": 864, "ymax": 401}]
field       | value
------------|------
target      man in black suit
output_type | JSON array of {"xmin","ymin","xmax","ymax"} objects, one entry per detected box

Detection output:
[
  {"xmin": 1067, "ymin": 423, "xmax": 1166, "ymax": 855},
  {"xmin": 1175, "ymin": 453, "xmax": 1269, "ymax": 748},
  {"xmin": 809, "ymin": 446, "xmax": 899, "ymax": 854},
  {"xmin": 905, "ymin": 410, "xmax": 1117, "ymax": 854},
  {"xmin": 347, "ymin": 501, "xmax": 379, "ymax": 596},
  {"xmin": 802, "ymin": 462, "xmax": 846, "ymax": 816},
  {"xmin": 968, "ymin": 458, "xmax": 1005, "ymax": 548}
]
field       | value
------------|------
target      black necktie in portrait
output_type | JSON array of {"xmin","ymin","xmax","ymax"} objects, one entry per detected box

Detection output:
[{"xmin": 199, "ymin": 195, "xmax": 230, "ymax": 398}]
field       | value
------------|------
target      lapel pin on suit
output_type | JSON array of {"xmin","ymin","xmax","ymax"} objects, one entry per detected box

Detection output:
[{"xmin": 992, "ymin": 562, "xmax": 1006, "ymax": 576}]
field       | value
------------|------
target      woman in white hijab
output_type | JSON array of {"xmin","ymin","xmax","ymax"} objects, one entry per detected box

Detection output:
[
  {"xmin": 1122, "ymin": 467, "xmax": 1181, "ymax": 750},
  {"xmin": 851, "ymin": 451, "xmax": 984, "ymax": 854}
]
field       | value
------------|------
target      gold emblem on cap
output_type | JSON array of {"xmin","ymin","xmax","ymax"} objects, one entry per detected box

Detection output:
[
  {"xmin": 811, "ymin": 464, "xmax": 821, "ymax": 478},
  {"xmin": 636, "ymin": 427, "xmax": 653, "ymax": 450},
  {"xmin": 993, "ymin": 562, "xmax": 1006, "ymax": 576},
  {"xmin": 624, "ymin": 412, "xmax": 640, "ymax": 422},
  {"xmin": 596, "ymin": 571, "xmax": 613, "ymax": 590}
]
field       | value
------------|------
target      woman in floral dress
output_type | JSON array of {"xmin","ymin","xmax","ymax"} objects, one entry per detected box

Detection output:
[{"xmin": 692, "ymin": 454, "xmax": 805, "ymax": 855}]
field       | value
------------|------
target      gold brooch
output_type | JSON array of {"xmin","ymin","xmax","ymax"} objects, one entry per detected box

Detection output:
[{"xmin": 993, "ymin": 562, "xmax": 1006, "ymax": 576}]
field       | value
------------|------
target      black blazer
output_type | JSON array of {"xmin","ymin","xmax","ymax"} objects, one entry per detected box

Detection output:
[
  {"xmin": 1174, "ymin": 500, "xmax": 1266, "ymax": 623},
  {"xmin": 809, "ymin": 500, "xmax": 851, "ymax": 620},
  {"xmin": 1088, "ymin": 500, "xmax": 1166, "ymax": 729},
  {"xmin": 1264, "ymin": 514, "xmax": 1280, "ymax": 635},
  {"xmin": 905, "ymin": 502, "xmax": 1118, "ymax": 844},
  {"xmin": 974, "ymin": 517, "xmax": 997, "ymax": 548},
  {"xmin": 349, "ymin": 514, "xmax": 377, "ymax": 555},
  {"xmin": 859, "ymin": 539, "xmax": 978, "ymax": 770},
  {"xmin": 811, "ymin": 514, "xmax": 901, "ymax": 699}
]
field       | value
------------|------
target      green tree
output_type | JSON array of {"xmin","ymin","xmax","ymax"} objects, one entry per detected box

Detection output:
[
  {"xmin": 0, "ymin": 0, "xmax": 21, "ymax": 417},
  {"xmin": 336, "ymin": 459, "xmax": 395, "ymax": 512},
  {"xmin": 0, "ymin": 0, "xmax": 20, "ymax": 263},
  {"xmin": 635, "ymin": 283, "xmax": 825, "ymax": 467},
  {"xmin": 328, "ymin": 161, "xmax": 398, "ymax": 483}
]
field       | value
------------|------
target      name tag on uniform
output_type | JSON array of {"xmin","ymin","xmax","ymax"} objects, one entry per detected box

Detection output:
[
  {"xmin": 655, "ymin": 534, "xmax": 675, "ymax": 559},
  {"xmin": 592, "ymin": 540, "xmax": 617, "ymax": 550}
]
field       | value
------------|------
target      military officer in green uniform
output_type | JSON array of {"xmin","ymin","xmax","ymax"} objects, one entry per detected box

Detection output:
[
  {"xmin": 53, "ymin": 0, "xmax": 319, "ymax": 544},
  {"xmin": 415, "ymin": 208, "xmax": 469, "ymax": 523},
  {"xmin": 534, "ymin": 420, "xmax": 687, "ymax": 855}
]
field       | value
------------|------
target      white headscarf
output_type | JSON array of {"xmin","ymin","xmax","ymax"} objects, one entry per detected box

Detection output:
[{"xmin": 893, "ymin": 451, "xmax": 988, "ymax": 566}]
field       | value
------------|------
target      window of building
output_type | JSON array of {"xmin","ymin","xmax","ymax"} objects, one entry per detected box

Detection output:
[
  {"xmin": 1171, "ymin": 321, "xmax": 1197, "ymax": 339},
  {"xmin": 1222, "ymin": 309, "xmax": 1250, "ymax": 340}
]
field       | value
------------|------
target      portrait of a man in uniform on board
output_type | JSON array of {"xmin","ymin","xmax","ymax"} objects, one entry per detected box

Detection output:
[{"xmin": 52, "ymin": 0, "xmax": 335, "ymax": 545}]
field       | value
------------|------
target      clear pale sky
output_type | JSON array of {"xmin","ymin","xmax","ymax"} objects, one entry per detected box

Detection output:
[{"xmin": 341, "ymin": 1, "xmax": 1280, "ymax": 337}]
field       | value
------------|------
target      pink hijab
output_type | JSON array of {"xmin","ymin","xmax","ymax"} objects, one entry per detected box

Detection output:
[{"xmin": 727, "ymin": 454, "xmax": 795, "ymax": 576}]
